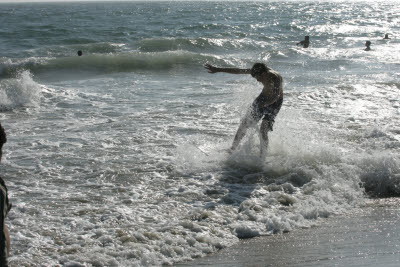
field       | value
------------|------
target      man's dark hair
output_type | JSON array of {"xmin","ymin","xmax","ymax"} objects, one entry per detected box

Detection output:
[{"xmin": 251, "ymin": 63, "xmax": 268, "ymax": 77}]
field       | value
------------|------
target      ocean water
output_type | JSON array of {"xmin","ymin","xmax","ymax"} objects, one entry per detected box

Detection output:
[{"xmin": 0, "ymin": 1, "xmax": 399, "ymax": 266}]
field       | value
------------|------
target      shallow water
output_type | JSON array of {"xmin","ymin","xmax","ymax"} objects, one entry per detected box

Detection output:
[
  {"xmin": 0, "ymin": 1, "xmax": 399, "ymax": 266},
  {"xmin": 178, "ymin": 198, "xmax": 400, "ymax": 267}
]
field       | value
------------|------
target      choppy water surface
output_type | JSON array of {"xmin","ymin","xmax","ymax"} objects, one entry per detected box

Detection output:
[{"xmin": 0, "ymin": 1, "xmax": 399, "ymax": 266}]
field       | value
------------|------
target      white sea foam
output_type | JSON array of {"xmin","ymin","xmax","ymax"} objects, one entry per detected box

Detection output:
[{"xmin": 0, "ymin": 70, "xmax": 42, "ymax": 110}]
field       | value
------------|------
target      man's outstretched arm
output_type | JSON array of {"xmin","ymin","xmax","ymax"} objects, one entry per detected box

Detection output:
[{"xmin": 204, "ymin": 63, "xmax": 251, "ymax": 75}]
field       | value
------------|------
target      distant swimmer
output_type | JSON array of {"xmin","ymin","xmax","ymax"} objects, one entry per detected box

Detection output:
[
  {"xmin": 0, "ymin": 123, "xmax": 11, "ymax": 267},
  {"xmin": 365, "ymin": 41, "xmax": 371, "ymax": 51},
  {"xmin": 77, "ymin": 50, "xmax": 83, "ymax": 56},
  {"xmin": 204, "ymin": 62, "xmax": 283, "ymax": 157},
  {"xmin": 384, "ymin": 33, "xmax": 391, "ymax": 40},
  {"xmin": 297, "ymin": 36, "xmax": 310, "ymax": 48}
]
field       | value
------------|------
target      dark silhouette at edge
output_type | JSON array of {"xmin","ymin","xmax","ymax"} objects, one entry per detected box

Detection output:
[{"xmin": 0, "ymin": 123, "xmax": 11, "ymax": 267}]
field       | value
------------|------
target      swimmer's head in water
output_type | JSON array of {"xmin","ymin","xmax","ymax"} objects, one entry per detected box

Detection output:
[
  {"xmin": 251, "ymin": 63, "xmax": 268, "ymax": 78},
  {"xmin": 365, "ymin": 41, "xmax": 371, "ymax": 46}
]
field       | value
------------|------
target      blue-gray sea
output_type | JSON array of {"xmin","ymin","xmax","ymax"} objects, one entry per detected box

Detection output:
[{"xmin": 0, "ymin": 1, "xmax": 399, "ymax": 266}]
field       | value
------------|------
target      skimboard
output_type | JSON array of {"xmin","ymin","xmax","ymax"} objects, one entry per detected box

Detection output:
[
  {"xmin": 193, "ymin": 145, "xmax": 210, "ymax": 155},
  {"xmin": 192, "ymin": 144, "xmax": 232, "ymax": 156}
]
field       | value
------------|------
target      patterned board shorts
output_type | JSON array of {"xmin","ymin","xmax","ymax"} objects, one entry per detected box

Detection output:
[{"xmin": 250, "ymin": 95, "xmax": 283, "ymax": 131}]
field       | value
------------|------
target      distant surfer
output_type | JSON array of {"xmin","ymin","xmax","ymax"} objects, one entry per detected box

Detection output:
[
  {"xmin": 365, "ymin": 41, "xmax": 371, "ymax": 51},
  {"xmin": 77, "ymin": 50, "xmax": 83, "ymax": 56},
  {"xmin": 383, "ymin": 33, "xmax": 390, "ymax": 40},
  {"xmin": 204, "ymin": 63, "xmax": 283, "ymax": 157},
  {"xmin": 297, "ymin": 36, "xmax": 310, "ymax": 48},
  {"xmin": 0, "ymin": 123, "xmax": 11, "ymax": 266}
]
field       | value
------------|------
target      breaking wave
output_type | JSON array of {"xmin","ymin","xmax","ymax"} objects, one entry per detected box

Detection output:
[
  {"xmin": 0, "ymin": 51, "xmax": 224, "ymax": 78},
  {"xmin": 0, "ymin": 70, "xmax": 42, "ymax": 111}
]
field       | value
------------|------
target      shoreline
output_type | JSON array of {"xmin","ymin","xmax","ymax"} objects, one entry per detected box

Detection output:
[{"xmin": 177, "ymin": 199, "xmax": 400, "ymax": 267}]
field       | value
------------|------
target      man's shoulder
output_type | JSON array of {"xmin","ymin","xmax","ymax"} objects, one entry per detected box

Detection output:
[{"xmin": 268, "ymin": 69, "xmax": 282, "ymax": 80}]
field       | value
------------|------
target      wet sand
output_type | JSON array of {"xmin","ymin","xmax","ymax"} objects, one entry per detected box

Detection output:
[{"xmin": 177, "ymin": 199, "xmax": 400, "ymax": 267}]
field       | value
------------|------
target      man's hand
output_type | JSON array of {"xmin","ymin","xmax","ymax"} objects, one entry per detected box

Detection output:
[{"xmin": 204, "ymin": 63, "xmax": 218, "ymax": 73}]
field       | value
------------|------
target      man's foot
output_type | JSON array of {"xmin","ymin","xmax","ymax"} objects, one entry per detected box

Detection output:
[{"xmin": 223, "ymin": 147, "xmax": 236, "ymax": 154}]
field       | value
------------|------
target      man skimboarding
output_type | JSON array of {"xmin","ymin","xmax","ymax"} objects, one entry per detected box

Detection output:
[{"xmin": 204, "ymin": 62, "xmax": 283, "ymax": 157}]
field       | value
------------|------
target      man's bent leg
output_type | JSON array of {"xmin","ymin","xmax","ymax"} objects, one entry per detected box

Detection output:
[
  {"xmin": 259, "ymin": 120, "xmax": 270, "ymax": 157},
  {"xmin": 231, "ymin": 122, "xmax": 249, "ymax": 151},
  {"xmin": 231, "ymin": 115, "xmax": 256, "ymax": 151}
]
